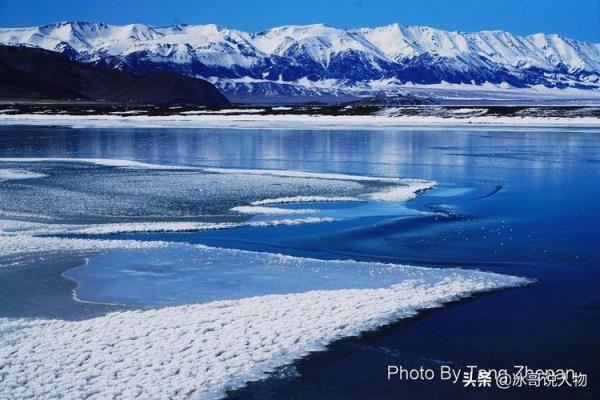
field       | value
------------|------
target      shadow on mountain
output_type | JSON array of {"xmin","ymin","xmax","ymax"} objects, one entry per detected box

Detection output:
[{"xmin": 0, "ymin": 45, "xmax": 230, "ymax": 106}]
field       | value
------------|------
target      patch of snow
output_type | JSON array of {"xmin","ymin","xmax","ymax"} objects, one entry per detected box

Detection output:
[
  {"xmin": 204, "ymin": 167, "xmax": 400, "ymax": 183},
  {"xmin": 65, "ymin": 221, "xmax": 241, "ymax": 235},
  {"xmin": 249, "ymin": 217, "xmax": 336, "ymax": 226},
  {"xmin": 0, "ymin": 113, "xmax": 598, "ymax": 129},
  {"xmin": 0, "ymin": 235, "xmax": 169, "ymax": 262},
  {"xmin": 251, "ymin": 195, "xmax": 361, "ymax": 206},
  {"xmin": 231, "ymin": 206, "xmax": 317, "ymax": 215},
  {"xmin": 27, "ymin": 217, "xmax": 336, "ymax": 236},
  {"xmin": 178, "ymin": 110, "xmax": 211, "ymax": 115},
  {"xmin": 0, "ymin": 157, "xmax": 199, "ymax": 170},
  {"xmin": 180, "ymin": 109, "xmax": 264, "ymax": 115},
  {"xmin": 107, "ymin": 110, "xmax": 147, "ymax": 115},
  {"xmin": 0, "ymin": 169, "xmax": 47, "ymax": 182},
  {"xmin": 369, "ymin": 179, "xmax": 438, "ymax": 202},
  {"xmin": 448, "ymin": 108, "xmax": 488, "ymax": 115}
]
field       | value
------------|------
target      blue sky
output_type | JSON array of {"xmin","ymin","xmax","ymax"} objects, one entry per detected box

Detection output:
[{"xmin": 1, "ymin": 0, "xmax": 598, "ymax": 42}]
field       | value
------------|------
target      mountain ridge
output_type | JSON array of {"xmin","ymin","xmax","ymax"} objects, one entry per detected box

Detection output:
[
  {"xmin": 0, "ymin": 45, "xmax": 231, "ymax": 105},
  {"xmin": 1, "ymin": 21, "xmax": 599, "ymax": 97}
]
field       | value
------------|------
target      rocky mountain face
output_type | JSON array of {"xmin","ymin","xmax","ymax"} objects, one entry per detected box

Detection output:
[
  {"xmin": 0, "ymin": 45, "xmax": 231, "ymax": 105},
  {"xmin": 1, "ymin": 21, "xmax": 599, "ymax": 97}
]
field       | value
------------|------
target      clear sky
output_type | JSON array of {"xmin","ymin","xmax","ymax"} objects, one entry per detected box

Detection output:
[{"xmin": 1, "ymin": 0, "xmax": 599, "ymax": 42}]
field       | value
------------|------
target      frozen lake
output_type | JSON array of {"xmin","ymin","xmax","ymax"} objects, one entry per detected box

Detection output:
[{"xmin": 0, "ymin": 125, "xmax": 598, "ymax": 399}]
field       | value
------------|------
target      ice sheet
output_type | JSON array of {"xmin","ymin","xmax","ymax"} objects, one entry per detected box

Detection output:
[
  {"xmin": 63, "ymin": 244, "xmax": 525, "ymax": 306},
  {"xmin": 0, "ymin": 252, "xmax": 530, "ymax": 399},
  {"xmin": 0, "ymin": 155, "xmax": 533, "ymax": 399},
  {"xmin": 0, "ymin": 161, "xmax": 370, "ymax": 218}
]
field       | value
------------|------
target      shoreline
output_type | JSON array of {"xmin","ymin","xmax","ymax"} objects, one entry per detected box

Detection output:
[{"xmin": 0, "ymin": 112, "xmax": 599, "ymax": 129}]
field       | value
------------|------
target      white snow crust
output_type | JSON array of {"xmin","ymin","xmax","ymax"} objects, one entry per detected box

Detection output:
[
  {"xmin": 231, "ymin": 206, "xmax": 318, "ymax": 215},
  {"xmin": 369, "ymin": 179, "xmax": 438, "ymax": 201},
  {"xmin": 0, "ymin": 169, "xmax": 47, "ymax": 181},
  {"xmin": 250, "ymin": 195, "xmax": 361, "ymax": 205},
  {"xmin": 0, "ymin": 262, "xmax": 530, "ymax": 399}
]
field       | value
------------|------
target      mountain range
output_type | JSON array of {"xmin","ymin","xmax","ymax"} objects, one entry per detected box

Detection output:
[{"xmin": 1, "ymin": 21, "xmax": 599, "ymax": 98}]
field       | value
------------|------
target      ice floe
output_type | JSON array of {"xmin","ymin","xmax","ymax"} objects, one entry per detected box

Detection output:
[
  {"xmin": 66, "ymin": 217, "xmax": 336, "ymax": 235},
  {"xmin": 250, "ymin": 195, "xmax": 361, "ymax": 205},
  {"xmin": 0, "ymin": 260, "xmax": 530, "ymax": 399},
  {"xmin": 369, "ymin": 179, "xmax": 438, "ymax": 201},
  {"xmin": 231, "ymin": 205, "xmax": 318, "ymax": 215},
  {"xmin": 0, "ymin": 218, "xmax": 337, "ymax": 242},
  {"xmin": 0, "ymin": 169, "xmax": 47, "ymax": 182},
  {"xmin": 57, "ymin": 221, "xmax": 241, "ymax": 235},
  {"xmin": 0, "ymin": 157, "xmax": 199, "ymax": 170},
  {"xmin": 0, "ymin": 156, "xmax": 533, "ymax": 399},
  {"xmin": 0, "ymin": 161, "xmax": 368, "ymax": 218},
  {"xmin": 203, "ymin": 167, "xmax": 401, "ymax": 183},
  {"xmin": 0, "ymin": 234, "xmax": 169, "ymax": 264},
  {"xmin": 65, "ymin": 244, "xmax": 522, "ymax": 306}
]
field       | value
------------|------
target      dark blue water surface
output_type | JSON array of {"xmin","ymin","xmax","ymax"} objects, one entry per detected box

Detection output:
[{"xmin": 0, "ymin": 125, "xmax": 599, "ymax": 399}]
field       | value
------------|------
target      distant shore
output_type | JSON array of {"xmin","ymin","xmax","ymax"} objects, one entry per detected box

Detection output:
[{"xmin": 0, "ymin": 105, "xmax": 598, "ymax": 129}]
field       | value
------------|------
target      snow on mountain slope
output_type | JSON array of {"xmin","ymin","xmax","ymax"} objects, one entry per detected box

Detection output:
[
  {"xmin": 0, "ymin": 22, "xmax": 268, "ymax": 69},
  {"xmin": 357, "ymin": 24, "xmax": 600, "ymax": 72},
  {"xmin": 1, "ymin": 21, "xmax": 599, "ymax": 96},
  {"xmin": 252, "ymin": 24, "xmax": 390, "ymax": 67}
]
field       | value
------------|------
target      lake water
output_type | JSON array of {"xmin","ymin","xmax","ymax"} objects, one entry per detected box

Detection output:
[{"xmin": 0, "ymin": 125, "xmax": 598, "ymax": 399}]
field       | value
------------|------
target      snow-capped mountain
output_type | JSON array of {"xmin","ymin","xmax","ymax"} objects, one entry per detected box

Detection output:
[{"xmin": 1, "ymin": 21, "xmax": 599, "ymax": 97}]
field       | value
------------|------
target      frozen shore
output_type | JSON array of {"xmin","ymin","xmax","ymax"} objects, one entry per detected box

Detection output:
[{"xmin": 0, "ymin": 112, "xmax": 598, "ymax": 129}]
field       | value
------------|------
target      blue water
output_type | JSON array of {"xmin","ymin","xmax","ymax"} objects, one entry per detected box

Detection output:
[{"xmin": 0, "ymin": 125, "xmax": 599, "ymax": 399}]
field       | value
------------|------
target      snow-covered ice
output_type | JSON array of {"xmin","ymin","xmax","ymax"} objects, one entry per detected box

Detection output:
[
  {"xmin": 0, "ymin": 155, "xmax": 535, "ymax": 399},
  {"xmin": 0, "ymin": 169, "xmax": 47, "ymax": 182},
  {"xmin": 0, "ymin": 160, "xmax": 373, "ymax": 218},
  {"xmin": 203, "ymin": 167, "xmax": 401, "ymax": 183},
  {"xmin": 0, "ymin": 235, "xmax": 169, "ymax": 265},
  {"xmin": 0, "ymin": 157, "xmax": 199, "ymax": 170},
  {"xmin": 64, "ymin": 244, "xmax": 525, "ymax": 306},
  {"xmin": 369, "ymin": 179, "xmax": 438, "ymax": 201},
  {"xmin": 180, "ymin": 108, "xmax": 265, "ymax": 114},
  {"xmin": 231, "ymin": 205, "xmax": 318, "ymax": 215},
  {"xmin": 0, "ymin": 113, "xmax": 598, "ymax": 130},
  {"xmin": 62, "ymin": 217, "xmax": 336, "ymax": 235},
  {"xmin": 0, "ymin": 218, "xmax": 337, "ymax": 247},
  {"xmin": 0, "ymin": 250, "xmax": 531, "ymax": 399},
  {"xmin": 250, "ymin": 195, "xmax": 361, "ymax": 205}
]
